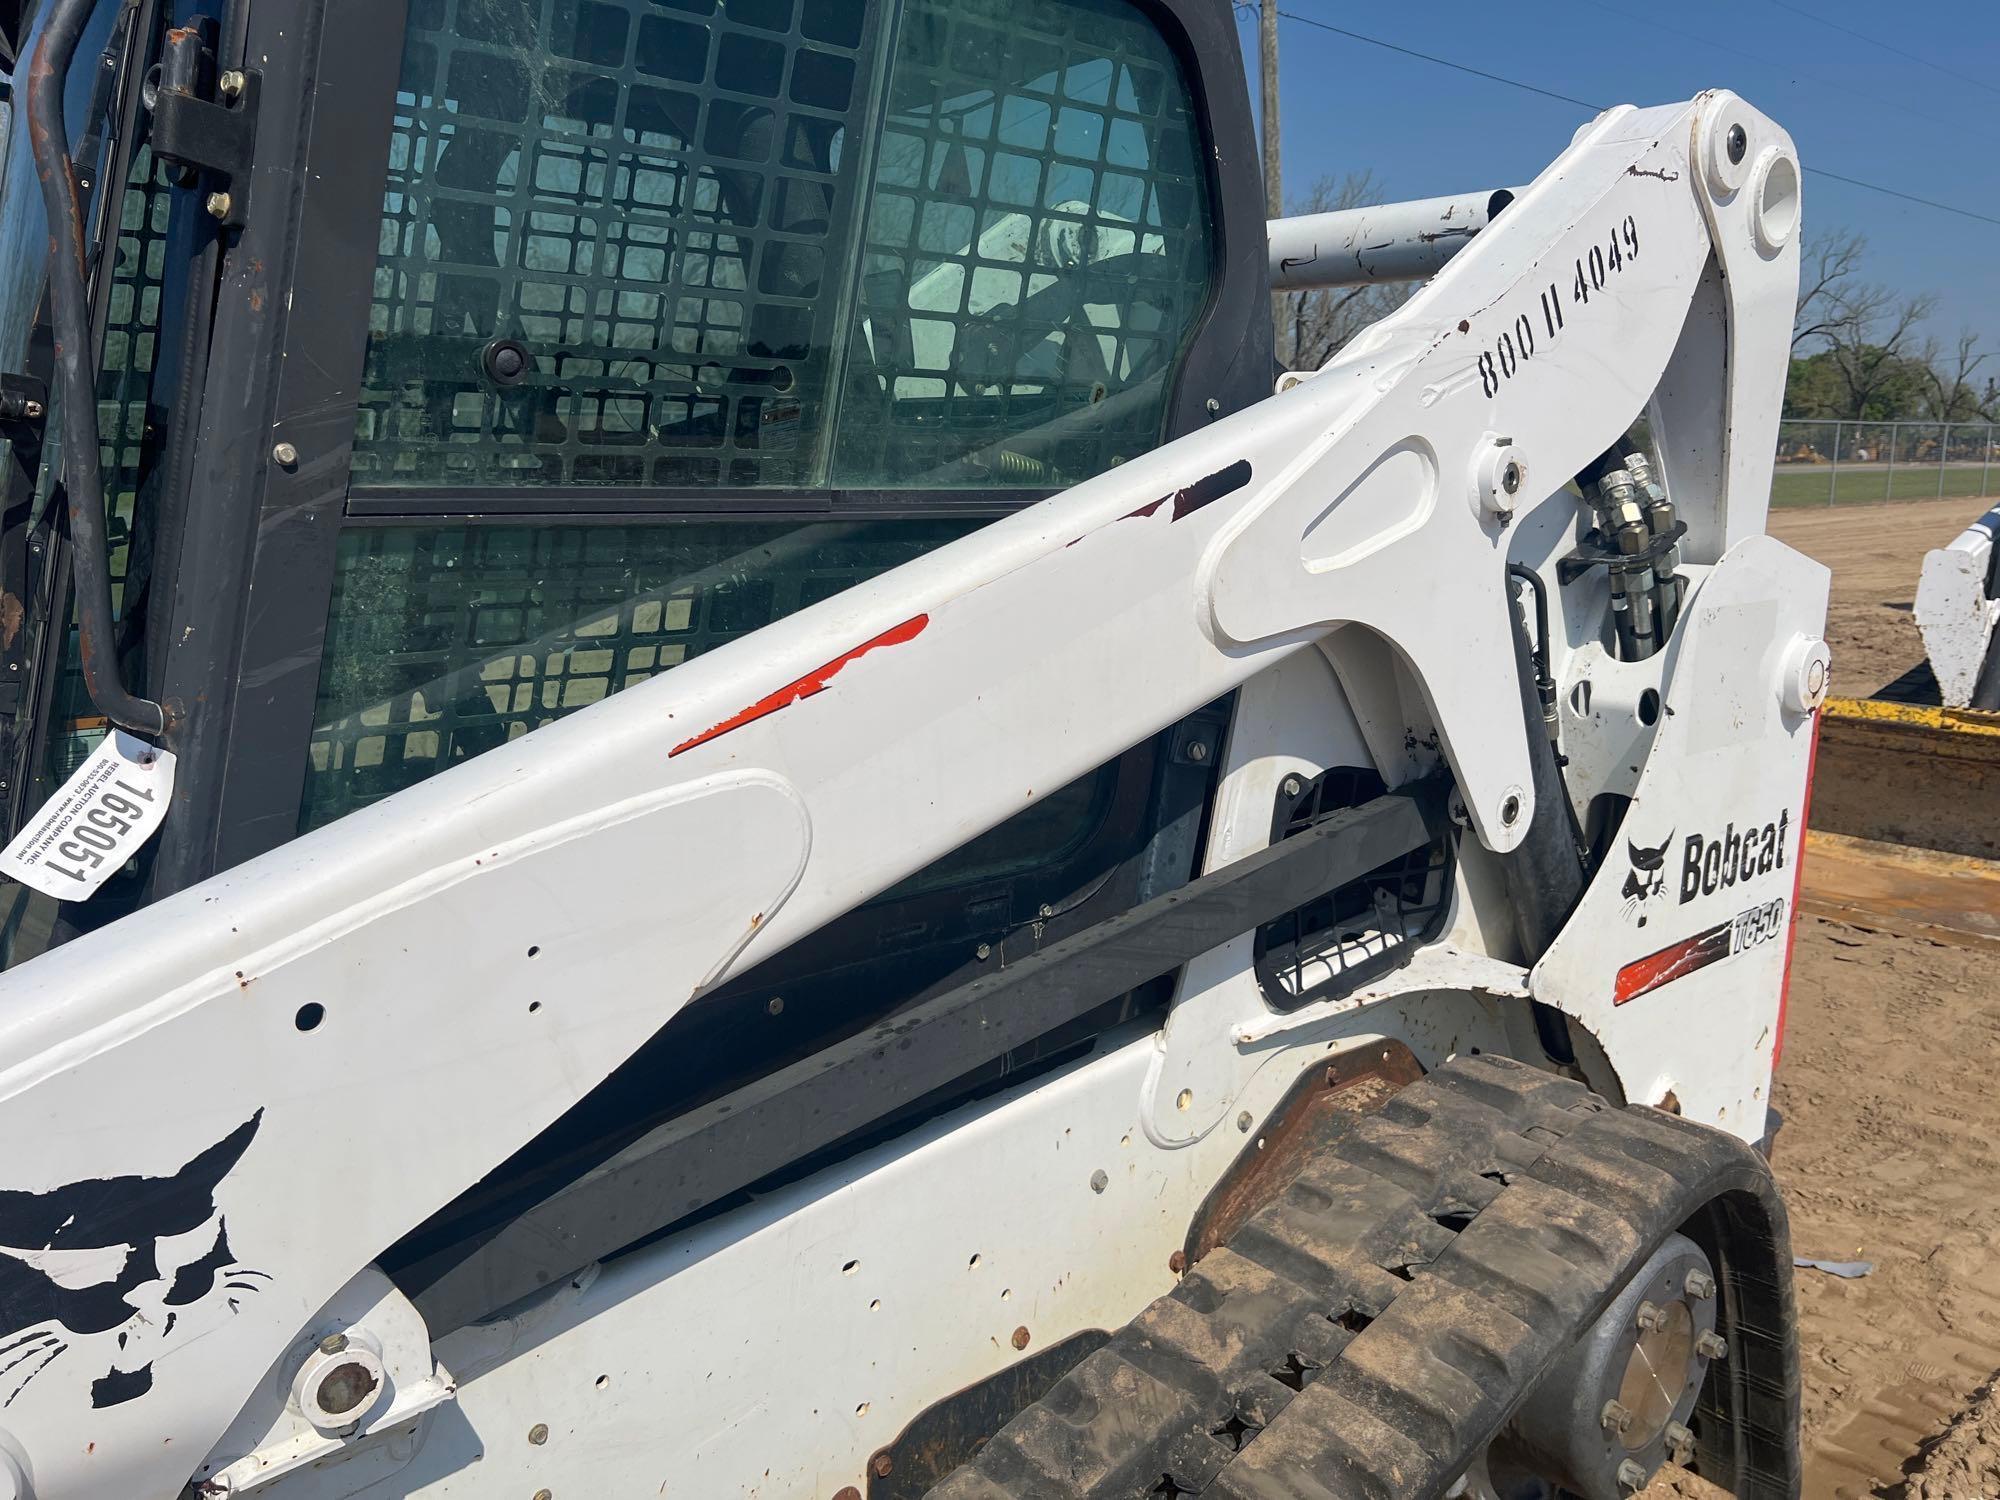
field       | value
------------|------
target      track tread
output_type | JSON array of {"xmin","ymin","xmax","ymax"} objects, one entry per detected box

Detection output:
[{"xmin": 925, "ymin": 1054, "xmax": 1800, "ymax": 1500}]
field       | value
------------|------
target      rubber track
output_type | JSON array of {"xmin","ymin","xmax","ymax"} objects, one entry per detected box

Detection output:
[{"xmin": 926, "ymin": 1053, "xmax": 1798, "ymax": 1500}]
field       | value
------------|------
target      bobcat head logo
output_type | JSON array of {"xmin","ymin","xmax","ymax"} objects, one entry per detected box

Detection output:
[
  {"xmin": 1620, "ymin": 831, "xmax": 1674, "ymax": 926},
  {"xmin": 0, "ymin": 1112, "xmax": 266, "ymax": 1410}
]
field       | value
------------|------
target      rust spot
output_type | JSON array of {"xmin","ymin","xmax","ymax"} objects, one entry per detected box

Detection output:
[
  {"xmin": 247, "ymin": 287, "xmax": 265, "ymax": 313},
  {"xmin": 871, "ymin": 1451, "xmax": 895, "ymax": 1477},
  {"xmin": 1168, "ymin": 1249, "xmax": 1187, "ymax": 1275},
  {"xmin": 234, "ymin": 970, "xmax": 249, "ymax": 989},
  {"xmin": 1183, "ymin": 1041, "xmax": 1425, "ymax": 1266},
  {"xmin": 1657, "ymin": 1089, "xmax": 1682, "ymax": 1115},
  {"xmin": 1457, "ymin": 320, "xmax": 1470, "ymax": 334},
  {"xmin": 0, "ymin": 591, "xmax": 23, "ymax": 651},
  {"xmin": 1011, "ymin": 1326, "xmax": 1031, "ymax": 1350}
]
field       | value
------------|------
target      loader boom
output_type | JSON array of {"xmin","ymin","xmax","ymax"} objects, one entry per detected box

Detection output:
[{"xmin": 0, "ymin": 77, "xmax": 1830, "ymax": 1499}]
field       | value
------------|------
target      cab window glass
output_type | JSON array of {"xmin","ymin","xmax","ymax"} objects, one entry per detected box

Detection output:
[
  {"xmin": 831, "ymin": 0, "xmax": 1212, "ymax": 488},
  {"xmin": 351, "ymin": 0, "xmax": 881, "ymax": 488},
  {"xmin": 300, "ymin": 519, "xmax": 977, "ymax": 826},
  {"xmin": 350, "ymin": 0, "xmax": 1213, "ymax": 491}
]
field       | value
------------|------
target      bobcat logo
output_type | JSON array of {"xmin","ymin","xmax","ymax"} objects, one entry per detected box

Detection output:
[
  {"xmin": 1620, "ymin": 831, "xmax": 1674, "ymax": 926},
  {"xmin": 0, "ymin": 1112, "xmax": 266, "ymax": 1410}
]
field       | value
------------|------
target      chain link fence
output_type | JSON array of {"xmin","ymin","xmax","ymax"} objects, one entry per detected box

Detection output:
[{"xmin": 1773, "ymin": 420, "xmax": 2000, "ymax": 508}]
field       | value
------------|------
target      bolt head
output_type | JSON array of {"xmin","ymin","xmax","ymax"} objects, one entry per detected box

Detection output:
[
  {"xmin": 975, "ymin": 942, "xmax": 992, "ymax": 960},
  {"xmin": 1501, "ymin": 460, "xmax": 1522, "ymax": 495},
  {"xmin": 317, "ymin": 1332, "xmax": 349, "ymax": 1355},
  {"xmin": 765, "ymin": 995, "xmax": 784, "ymax": 1016},
  {"xmin": 218, "ymin": 69, "xmax": 247, "ymax": 96},
  {"xmin": 1204, "ymin": 397, "xmax": 1221, "ymax": 415},
  {"xmin": 205, "ymin": 190, "xmax": 232, "ymax": 220},
  {"xmin": 1282, "ymin": 775, "xmax": 1304, "ymax": 798},
  {"xmin": 1617, "ymin": 1458, "xmax": 1649, "ymax": 1492},
  {"xmin": 1186, "ymin": 740, "xmax": 1208, "ymax": 762},
  {"xmin": 1695, "ymin": 1329, "xmax": 1728, "ymax": 1361},
  {"xmin": 528, "ymin": 1421, "xmax": 550, "ymax": 1445},
  {"xmin": 1236, "ymin": 1110, "xmax": 1253, "ymax": 1132},
  {"xmin": 1665, "ymin": 1419, "xmax": 1696, "ymax": 1463},
  {"xmin": 1635, "ymin": 1299, "xmax": 1666, "ymax": 1332},
  {"xmin": 1684, "ymin": 1268, "xmax": 1717, "ymax": 1300},
  {"xmin": 1600, "ymin": 1398, "xmax": 1633, "ymax": 1434},
  {"xmin": 871, "ymin": 1452, "xmax": 895, "ymax": 1477},
  {"xmin": 1726, "ymin": 123, "xmax": 1747, "ymax": 164},
  {"xmin": 22, "ymin": 400, "xmax": 43, "ymax": 419},
  {"xmin": 272, "ymin": 441, "xmax": 299, "ymax": 467},
  {"xmin": 1011, "ymin": 1325, "xmax": 1031, "ymax": 1350}
]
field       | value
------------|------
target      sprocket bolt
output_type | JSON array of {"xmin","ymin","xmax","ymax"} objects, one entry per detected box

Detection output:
[
  {"xmin": 1665, "ymin": 1420, "xmax": 1695, "ymax": 1464},
  {"xmin": 1695, "ymin": 1329, "xmax": 1728, "ymax": 1360},
  {"xmin": 1600, "ymin": 1398, "xmax": 1634, "ymax": 1435}
]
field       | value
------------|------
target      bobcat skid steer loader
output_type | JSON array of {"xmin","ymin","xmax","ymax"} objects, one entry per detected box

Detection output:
[{"xmin": 0, "ymin": 0, "xmax": 1824, "ymax": 1493}]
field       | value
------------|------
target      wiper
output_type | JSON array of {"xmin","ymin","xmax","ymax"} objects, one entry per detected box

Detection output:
[{"xmin": 25, "ymin": 0, "xmax": 165, "ymax": 736}]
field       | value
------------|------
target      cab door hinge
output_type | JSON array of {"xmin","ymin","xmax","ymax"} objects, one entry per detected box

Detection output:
[{"xmin": 147, "ymin": 25, "xmax": 258, "ymax": 227}]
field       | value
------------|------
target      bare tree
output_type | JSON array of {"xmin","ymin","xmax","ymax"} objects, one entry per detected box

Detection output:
[
  {"xmin": 1820, "ymin": 282, "xmax": 1936, "ymax": 420},
  {"xmin": 1914, "ymin": 329, "xmax": 1992, "ymax": 422},
  {"xmin": 1275, "ymin": 172, "xmax": 1416, "ymax": 371},
  {"xmin": 1793, "ymin": 228, "xmax": 1867, "ymax": 351}
]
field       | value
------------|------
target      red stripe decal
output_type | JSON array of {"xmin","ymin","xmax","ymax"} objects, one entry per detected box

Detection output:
[
  {"xmin": 669, "ymin": 613, "xmax": 930, "ymax": 758},
  {"xmin": 1614, "ymin": 921, "xmax": 1731, "ymax": 1005}
]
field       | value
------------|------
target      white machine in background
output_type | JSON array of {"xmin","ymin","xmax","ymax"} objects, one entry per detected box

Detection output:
[{"xmin": 1916, "ymin": 504, "xmax": 2000, "ymax": 708}]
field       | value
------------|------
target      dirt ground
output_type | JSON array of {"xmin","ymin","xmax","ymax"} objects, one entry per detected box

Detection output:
[
  {"xmin": 1765, "ymin": 497, "xmax": 1991, "ymax": 698},
  {"xmin": 1644, "ymin": 498, "xmax": 2000, "ymax": 1499}
]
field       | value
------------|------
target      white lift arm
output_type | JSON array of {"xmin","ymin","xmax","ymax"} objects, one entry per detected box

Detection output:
[{"xmin": 0, "ymin": 91, "xmax": 1803, "ymax": 1499}]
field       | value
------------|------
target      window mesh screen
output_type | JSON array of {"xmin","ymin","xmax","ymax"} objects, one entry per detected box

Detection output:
[
  {"xmin": 352, "ymin": 0, "xmax": 879, "ymax": 487},
  {"xmin": 301, "ymin": 519, "xmax": 976, "ymax": 825},
  {"xmin": 349, "ymin": 0, "xmax": 1212, "ymax": 492},
  {"xmin": 832, "ymin": 0, "xmax": 1211, "ymax": 487}
]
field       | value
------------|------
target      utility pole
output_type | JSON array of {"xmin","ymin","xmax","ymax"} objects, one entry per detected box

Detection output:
[{"xmin": 1259, "ymin": 0, "xmax": 1284, "ymax": 352}]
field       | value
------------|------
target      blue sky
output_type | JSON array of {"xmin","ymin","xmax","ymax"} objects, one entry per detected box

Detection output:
[{"xmin": 1240, "ymin": 0, "xmax": 1999, "ymax": 342}]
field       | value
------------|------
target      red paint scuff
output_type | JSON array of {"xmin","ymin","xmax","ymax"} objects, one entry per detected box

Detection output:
[
  {"xmin": 669, "ymin": 614, "xmax": 931, "ymax": 757},
  {"xmin": 1613, "ymin": 922, "xmax": 1729, "ymax": 1005}
]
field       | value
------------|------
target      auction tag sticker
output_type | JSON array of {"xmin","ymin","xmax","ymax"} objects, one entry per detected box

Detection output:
[{"xmin": 0, "ymin": 731, "xmax": 175, "ymax": 899}]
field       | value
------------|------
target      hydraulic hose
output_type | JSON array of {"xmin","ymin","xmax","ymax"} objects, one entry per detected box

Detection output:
[
  {"xmin": 1499, "ymin": 568, "xmax": 1587, "ymax": 1066},
  {"xmin": 26, "ymin": 0, "xmax": 166, "ymax": 736}
]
